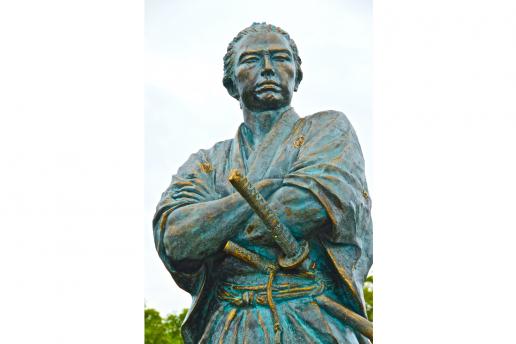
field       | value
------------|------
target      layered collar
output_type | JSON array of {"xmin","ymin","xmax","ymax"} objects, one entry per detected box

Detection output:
[{"xmin": 229, "ymin": 107, "xmax": 300, "ymax": 183}]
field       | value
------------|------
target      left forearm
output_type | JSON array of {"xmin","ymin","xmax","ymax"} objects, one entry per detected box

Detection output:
[{"xmin": 244, "ymin": 186, "xmax": 329, "ymax": 242}]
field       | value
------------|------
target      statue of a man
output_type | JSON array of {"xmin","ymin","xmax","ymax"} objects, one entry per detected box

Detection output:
[{"xmin": 153, "ymin": 23, "xmax": 373, "ymax": 344}]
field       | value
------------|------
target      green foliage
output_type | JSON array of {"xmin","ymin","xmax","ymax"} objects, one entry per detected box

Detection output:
[
  {"xmin": 144, "ymin": 306, "xmax": 188, "ymax": 344},
  {"xmin": 144, "ymin": 276, "xmax": 373, "ymax": 342},
  {"xmin": 364, "ymin": 275, "xmax": 373, "ymax": 321}
]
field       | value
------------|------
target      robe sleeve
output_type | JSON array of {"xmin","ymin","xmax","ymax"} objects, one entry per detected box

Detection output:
[
  {"xmin": 152, "ymin": 150, "xmax": 215, "ymax": 294},
  {"xmin": 283, "ymin": 111, "xmax": 373, "ymax": 297}
]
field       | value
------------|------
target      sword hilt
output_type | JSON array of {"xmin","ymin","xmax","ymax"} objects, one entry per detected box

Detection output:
[{"xmin": 228, "ymin": 169, "xmax": 310, "ymax": 269}]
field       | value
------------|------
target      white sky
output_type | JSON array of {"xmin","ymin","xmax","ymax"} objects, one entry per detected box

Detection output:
[{"xmin": 145, "ymin": 0, "xmax": 372, "ymax": 315}]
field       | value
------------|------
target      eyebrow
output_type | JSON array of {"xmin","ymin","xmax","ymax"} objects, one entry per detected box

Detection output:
[{"xmin": 238, "ymin": 49, "xmax": 292, "ymax": 62}]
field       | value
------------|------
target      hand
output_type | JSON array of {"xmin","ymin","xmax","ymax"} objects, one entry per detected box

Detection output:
[
  {"xmin": 171, "ymin": 174, "xmax": 219, "ymax": 203},
  {"xmin": 235, "ymin": 178, "xmax": 283, "ymax": 245},
  {"xmin": 240, "ymin": 213, "xmax": 276, "ymax": 245},
  {"xmin": 254, "ymin": 178, "xmax": 283, "ymax": 196}
]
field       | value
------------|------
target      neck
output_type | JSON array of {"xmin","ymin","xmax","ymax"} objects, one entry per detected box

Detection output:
[{"xmin": 242, "ymin": 105, "xmax": 291, "ymax": 142}]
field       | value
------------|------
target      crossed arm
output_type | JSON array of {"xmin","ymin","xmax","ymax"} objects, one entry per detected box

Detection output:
[{"xmin": 161, "ymin": 177, "xmax": 328, "ymax": 270}]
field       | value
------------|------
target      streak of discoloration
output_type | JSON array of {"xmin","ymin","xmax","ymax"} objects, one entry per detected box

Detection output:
[
  {"xmin": 257, "ymin": 313, "xmax": 271, "ymax": 344},
  {"xmin": 243, "ymin": 309, "xmax": 251, "ymax": 344},
  {"xmin": 199, "ymin": 162, "xmax": 213, "ymax": 173},
  {"xmin": 246, "ymin": 224, "xmax": 255, "ymax": 234},
  {"xmin": 293, "ymin": 135, "xmax": 305, "ymax": 148},
  {"xmin": 309, "ymin": 301, "xmax": 333, "ymax": 334},
  {"xmin": 160, "ymin": 208, "xmax": 175, "ymax": 232},
  {"xmin": 219, "ymin": 308, "xmax": 237, "ymax": 344}
]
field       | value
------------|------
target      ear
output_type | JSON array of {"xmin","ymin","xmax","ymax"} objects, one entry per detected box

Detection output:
[
  {"xmin": 294, "ymin": 79, "xmax": 300, "ymax": 92},
  {"xmin": 294, "ymin": 68, "xmax": 303, "ymax": 92},
  {"xmin": 223, "ymin": 77, "xmax": 240, "ymax": 100}
]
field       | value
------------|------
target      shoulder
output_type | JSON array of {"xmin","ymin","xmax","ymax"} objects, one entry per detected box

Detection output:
[
  {"xmin": 303, "ymin": 110, "xmax": 353, "ymax": 133},
  {"xmin": 197, "ymin": 139, "xmax": 232, "ymax": 160},
  {"xmin": 177, "ymin": 139, "xmax": 232, "ymax": 175}
]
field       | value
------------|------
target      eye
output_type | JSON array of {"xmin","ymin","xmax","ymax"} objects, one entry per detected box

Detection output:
[
  {"xmin": 241, "ymin": 56, "xmax": 259, "ymax": 64},
  {"xmin": 273, "ymin": 54, "xmax": 291, "ymax": 62}
]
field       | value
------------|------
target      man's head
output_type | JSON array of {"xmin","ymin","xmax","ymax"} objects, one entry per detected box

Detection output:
[{"xmin": 223, "ymin": 23, "xmax": 303, "ymax": 111}]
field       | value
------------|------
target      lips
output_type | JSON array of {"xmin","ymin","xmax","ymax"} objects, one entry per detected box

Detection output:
[{"xmin": 255, "ymin": 81, "xmax": 281, "ymax": 93}]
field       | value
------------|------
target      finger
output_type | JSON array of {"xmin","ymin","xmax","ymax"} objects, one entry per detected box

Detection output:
[
  {"xmin": 174, "ymin": 181, "xmax": 195, "ymax": 188},
  {"xmin": 256, "ymin": 178, "xmax": 283, "ymax": 191},
  {"xmin": 174, "ymin": 186, "xmax": 207, "ymax": 197},
  {"xmin": 173, "ymin": 186, "xmax": 203, "ymax": 196},
  {"xmin": 173, "ymin": 198, "xmax": 198, "ymax": 207},
  {"xmin": 189, "ymin": 178, "xmax": 213, "ymax": 194},
  {"xmin": 176, "ymin": 176, "xmax": 212, "ymax": 195},
  {"xmin": 171, "ymin": 180, "xmax": 195, "ymax": 193},
  {"xmin": 172, "ymin": 191, "xmax": 203, "ymax": 201}
]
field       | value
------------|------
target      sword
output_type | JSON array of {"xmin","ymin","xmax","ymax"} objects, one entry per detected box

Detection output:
[
  {"xmin": 225, "ymin": 169, "xmax": 373, "ymax": 342},
  {"xmin": 228, "ymin": 169, "xmax": 310, "ymax": 269}
]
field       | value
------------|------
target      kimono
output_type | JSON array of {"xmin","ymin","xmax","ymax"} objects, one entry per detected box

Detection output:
[{"xmin": 153, "ymin": 108, "xmax": 373, "ymax": 343}]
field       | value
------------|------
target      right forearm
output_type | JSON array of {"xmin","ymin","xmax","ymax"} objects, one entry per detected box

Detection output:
[
  {"xmin": 162, "ymin": 178, "xmax": 281, "ymax": 262},
  {"xmin": 164, "ymin": 193, "xmax": 251, "ymax": 261}
]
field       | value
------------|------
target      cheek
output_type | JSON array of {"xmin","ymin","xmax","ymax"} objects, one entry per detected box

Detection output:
[
  {"xmin": 279, "ymin": 64, "xmax": 296, "ymax": 81},
  {"xmin": 235, "ymin": 66, "xmax": 257, "ymax": 85}
]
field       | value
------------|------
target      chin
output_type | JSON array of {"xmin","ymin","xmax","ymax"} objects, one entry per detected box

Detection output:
[
  {"xmin": 255, "ymin": 101, "xmax": 284, "ymax": 111},
  {"xmin": 253, "ymin": 93, "xmax": 287, "ymax": 110}
]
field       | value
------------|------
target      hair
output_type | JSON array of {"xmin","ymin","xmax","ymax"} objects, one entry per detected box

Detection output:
[{"xmin": 222, "ymin": 22, "xmax": 303, "ymax": 99}]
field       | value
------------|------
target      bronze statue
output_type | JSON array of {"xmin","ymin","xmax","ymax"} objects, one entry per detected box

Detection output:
[{"xmin": 153, "ymin": 22, "xmax": 373, "ymax": 344}]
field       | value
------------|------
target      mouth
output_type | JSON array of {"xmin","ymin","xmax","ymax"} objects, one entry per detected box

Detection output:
[{"xmin": 255, "ymin": 82, "xmax": 282, "ymax": 93}]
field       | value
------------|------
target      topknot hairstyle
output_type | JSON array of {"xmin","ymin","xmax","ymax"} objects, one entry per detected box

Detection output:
[{"xmin": 222, "ymin": 22, "xmax": 303, "ymax": 100}]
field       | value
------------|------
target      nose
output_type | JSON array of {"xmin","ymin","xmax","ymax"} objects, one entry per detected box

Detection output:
[{"xmin": 261, "ymin": 55, "xmax": 274, "ymax": 77}]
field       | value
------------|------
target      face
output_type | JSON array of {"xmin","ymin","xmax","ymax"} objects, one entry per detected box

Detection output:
[{"xmin": 233, "ymin": 31, "xmax": 297, "ymax": 111}]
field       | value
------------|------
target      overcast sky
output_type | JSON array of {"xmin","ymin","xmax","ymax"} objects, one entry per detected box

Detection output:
[{"xmin": 145, "ymin": 0, "xmax": 372, "ymax": 315}]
